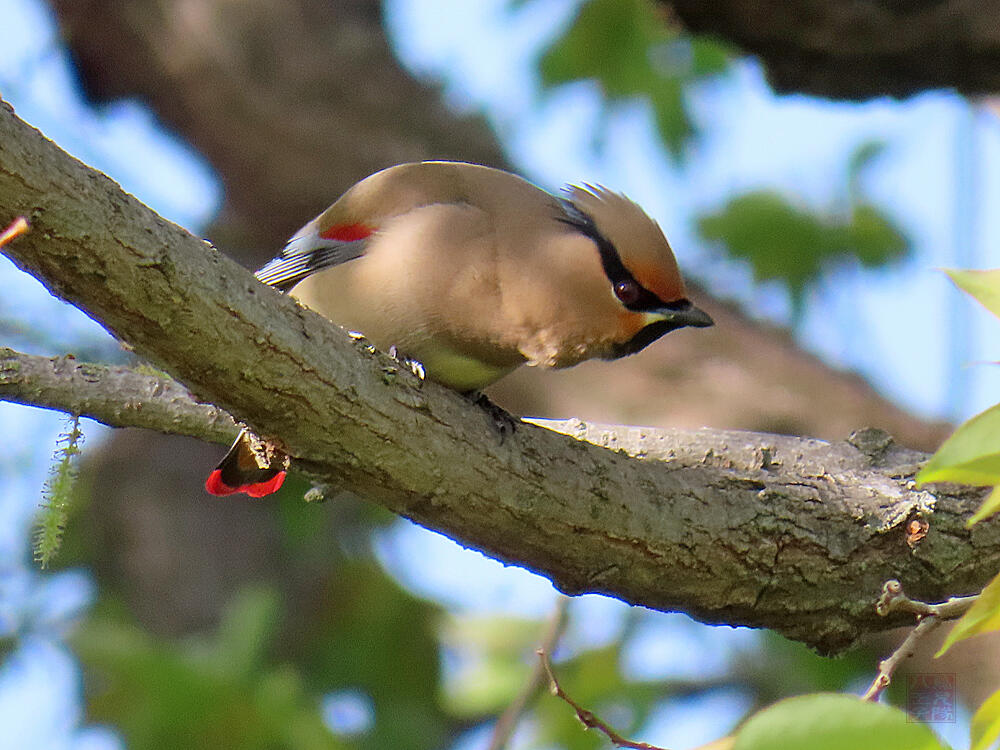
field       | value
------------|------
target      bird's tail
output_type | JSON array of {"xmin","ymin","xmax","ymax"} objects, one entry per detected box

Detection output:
[{"xmin": 205, "ymin": 430, "xmax": 288, "ymax": 498}]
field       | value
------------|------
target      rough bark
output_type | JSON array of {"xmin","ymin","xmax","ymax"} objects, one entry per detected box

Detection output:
[
  {"xmin": 664, "ymin": 0, "xmax": 1000, "ymax": 100},
  {"xmin": 1, "ymin": 100, "xmax": 995, "ymax": 654}
]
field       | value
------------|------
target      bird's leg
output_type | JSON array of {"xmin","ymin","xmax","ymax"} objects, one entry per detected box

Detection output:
[
  {"xmin": 465, "ymin": 390, "xmax": 519, "ymax": 443},
  {"xmin": 383, "ymin": 343, "xmax": 514, "ymax": 439},
  {"xmin": 387, "ymin": 345, "xmax": 427, "ymax": 383}
]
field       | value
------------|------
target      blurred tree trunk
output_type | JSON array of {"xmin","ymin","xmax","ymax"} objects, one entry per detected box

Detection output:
[
  {"xmin": 662, "ymin": 0, "xmax": 1000, "ymax": 99},
  {"xmin": 47, "ymin": 0, "xmax": 950, "ymax": 638}
]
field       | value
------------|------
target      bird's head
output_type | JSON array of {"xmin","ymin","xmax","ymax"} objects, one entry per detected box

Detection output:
[{"xmin": 560, "ymin": 184, "xmax": 713, "ymax": 358}]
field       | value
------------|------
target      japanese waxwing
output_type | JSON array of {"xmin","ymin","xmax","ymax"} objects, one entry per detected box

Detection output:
[{"xmin": 206, "ymin": 161, "xmax": 713, "ymax": 497}]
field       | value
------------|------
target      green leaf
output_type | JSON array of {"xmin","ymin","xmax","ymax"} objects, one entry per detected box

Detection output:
[
  {"xmin": 697, "ymin": 191, "xmax": 906, "ymax": 314},
  {"xmin": 537, "ymin": 0, "xmax": 732, "ymax": 159},
  {"xmin": 649, "ymin": 78, "xmax": 690, "ymax": 157},
  {"xmin": 937, "ymin": 571, "xmax": 1000, "ymax": 657},
  {"xmin": 733, "ymin": 693, "xmax": 947, "ymax": 750},
  {"xmin": 848, "ymin": 203, "xmax": 908, "ymax": 268},
  {"xmin": 971, "ymin": 688, "xmax": 1000, "ymax": 750},
  {"xmin": 917, "ymin": 403, "xmax": 1000, "ymax": 488},
  {"xmin": 696, "ymin": 143, "xmax": 909, "ymax": 314},
  {"xmin": 969, "ymin": 486, "xmax": 1000, "ymax": 526},
  {"xmin": 946, "ymin": 268, "xmax": 1000, "ymax": 320},
  {"xmin": 697, "ymin": 191, "xmax": 829, "ymax": 295},
  {"xmin": 690, "ymin": 38, "xmax": 732, "ymax": 76},
  {"xmin": 539, "ymin": 0, "xmax": 661, "ymax": 97}
]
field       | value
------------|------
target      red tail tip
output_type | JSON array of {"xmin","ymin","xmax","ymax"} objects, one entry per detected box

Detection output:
[
  {"xmin": 205, "ymin": 469, "xmax": 287, "ymax": 498},
  {"xmin": 205, "ymin": 469, "xmax": 238, "ymax": 496},
  {"xmin": 246, "ymin": 471, "xmax": 287, "ymax": 498}
]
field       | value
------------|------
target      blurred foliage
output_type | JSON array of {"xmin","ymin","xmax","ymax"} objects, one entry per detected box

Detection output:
[
  {"xmin": 697, "ymin": 140, "xmax": 909, "ymax": 316},
  {"xmin": 57, "ymin": 482, "xmax": 886, "ymax": 750},
  {"xmin": 71, "ymin": 556, "xmax": 454, "ymax": 750},
  {"xmin": 55, "ymin": 465, "xmax": 455, "ymax": 750},
  {"xmin": 280, "ymin": 558, "xmax": 450, "ymax": 750},
  {"xmin": 741, "ymin": 631, "xmax": 875, "ymax": 703},
  {"xmin": 75, "ymin": 588, "xmax": 343, "ymax": 750},
  {"xmin": 440, "ymin": 614, "xmax": 545, "ymax": 717},
  {"xmin": 535, "ymin": 0, "xmax": 731, "ymax": 160}
]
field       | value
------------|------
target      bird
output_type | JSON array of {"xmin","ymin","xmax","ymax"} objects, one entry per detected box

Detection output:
[{"xmin": 205, "ymin": 161, "xmax": 713, "ymax": 498}]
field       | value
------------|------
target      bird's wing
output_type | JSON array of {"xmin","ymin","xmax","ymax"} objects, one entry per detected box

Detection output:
[
  {"xmin": 256, "ymin": 162, "xmax": 539, "ymax": 292},
  {"xmin": 254, "ymin": 222, "xmax": 371, "ymax": 292}
]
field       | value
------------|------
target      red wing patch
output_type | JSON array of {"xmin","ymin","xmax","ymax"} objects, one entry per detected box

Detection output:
[{"xmin": 320, "ymin": 223, "xmax": 374, "ymax": 242}]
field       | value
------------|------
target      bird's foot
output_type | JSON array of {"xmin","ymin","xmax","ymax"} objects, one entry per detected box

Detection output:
[
  {"xmin": 466, "ymin": 391, "xmax": 519, "ymax": 443},
  {"xmin": 388, "ymin": 345, "xmax": 427, "ymax": 383}
]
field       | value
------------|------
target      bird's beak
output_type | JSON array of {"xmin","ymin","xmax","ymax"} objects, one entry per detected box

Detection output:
[
  {"xmin": 611, "ymin": 299, "xmax": 714, "ymax": 359},
  {"xmin": 645, "ymin": 300, "xmax": 714, "ymax": 329}
]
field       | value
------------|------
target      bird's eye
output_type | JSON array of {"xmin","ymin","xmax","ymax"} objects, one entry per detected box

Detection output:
[{"xmin": 613, "ymin": 279, "xmax": 640, "ymax": 305}]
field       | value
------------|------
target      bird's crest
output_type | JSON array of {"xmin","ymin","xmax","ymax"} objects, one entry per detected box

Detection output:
[{"xmin": 562, "ymin": 184, "xmax": 684, "ymax": 304}]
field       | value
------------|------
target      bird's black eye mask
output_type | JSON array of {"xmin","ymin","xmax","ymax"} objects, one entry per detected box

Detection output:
[
  {"xmin": 557, "ymin": 198, "xmax": 670, "ymax": 313},
  {"xmin": 557, "ymin": 198, "xmax": 702, "ymax": 359}
]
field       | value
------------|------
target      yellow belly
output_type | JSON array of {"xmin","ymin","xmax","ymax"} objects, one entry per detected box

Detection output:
[{"xmin": 409, "ymin": 346, "xmax": 517, "ymax": 391}]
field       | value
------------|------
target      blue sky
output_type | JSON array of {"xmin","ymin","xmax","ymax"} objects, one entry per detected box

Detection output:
[{"xmin": 0, "ymin": 0, "xmax": 994, "ymax": 748}]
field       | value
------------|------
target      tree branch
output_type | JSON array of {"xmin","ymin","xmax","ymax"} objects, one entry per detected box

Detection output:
[
  {"xmin": 538, "ymin": 648, "xmax": 671, "ymax": 750},
  {"xmin": 0, "ymin": 347, "xmax": 237, "ymax": 444},
  {"xmin": 0, "ymin": 98, "xmax": 995, "ymax": 654}
]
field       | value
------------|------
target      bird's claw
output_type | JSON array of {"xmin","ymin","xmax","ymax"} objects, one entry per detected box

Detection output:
[{"xmin": 388, "ymin": 345, "xmax": 426, "ymax": 383}]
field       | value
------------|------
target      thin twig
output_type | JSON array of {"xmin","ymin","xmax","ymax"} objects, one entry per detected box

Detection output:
[
  {"xmin": 537, "ymin": 648, "xmax": 672, "ymax": 750},
  {"xmin": 873, "ymin": 579, "xmax": 978, "ymax": 619},
  {"xmin": 861, "ymin": 616, "xmax": 945, "ymax": 701},
  {"xmin": 486, "ymin": 596, "xmax": 571, "ymax": 750},
  {"xmin": 862, "ymin": 579, "xmax": 978, "ymax": 701}
]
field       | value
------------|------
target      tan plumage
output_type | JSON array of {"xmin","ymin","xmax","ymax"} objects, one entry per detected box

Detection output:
[{"xmin": 207, "ymin": 161, "xmax": 712, "ymax": 497}]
